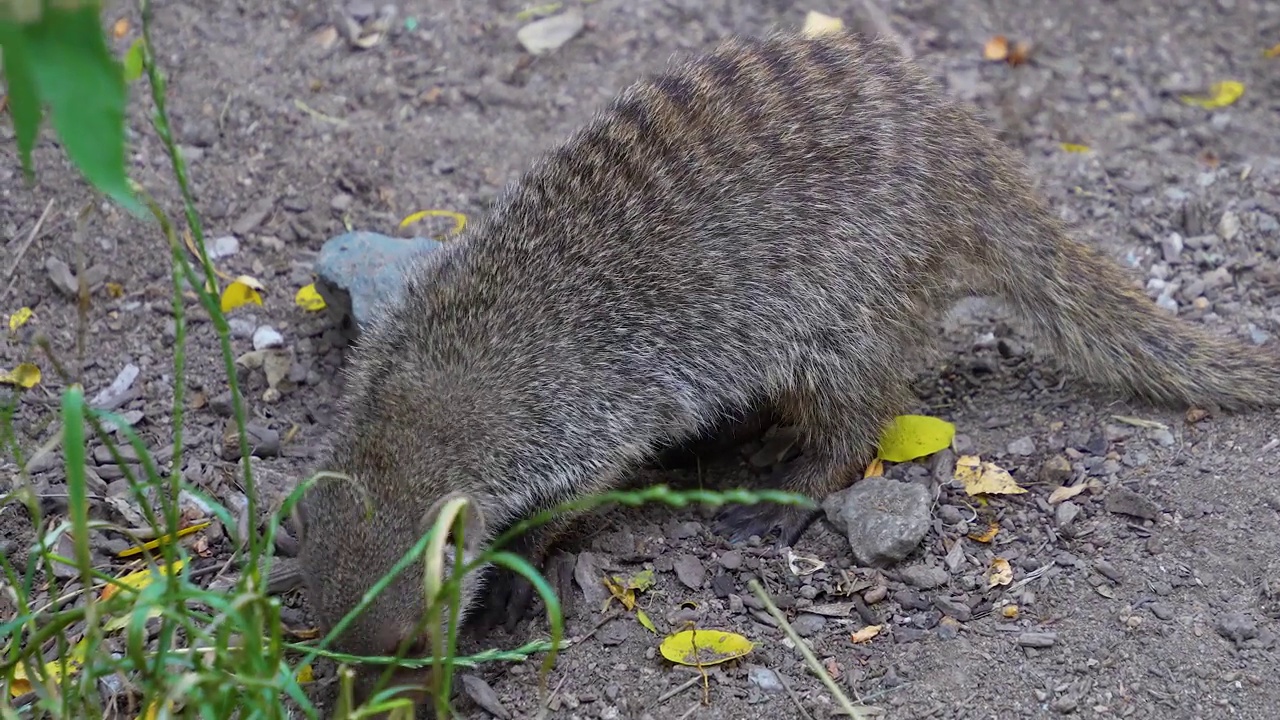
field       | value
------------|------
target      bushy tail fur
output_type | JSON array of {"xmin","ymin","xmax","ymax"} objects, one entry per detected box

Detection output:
[{"xmin": 988, "ymin": 198, "xmax": 1280, "ymax": 412}]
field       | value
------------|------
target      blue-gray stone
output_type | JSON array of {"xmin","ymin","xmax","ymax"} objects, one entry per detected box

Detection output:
[{"xmin": 314, "ymin": 231, "xmax": 443, "ymax": 340}]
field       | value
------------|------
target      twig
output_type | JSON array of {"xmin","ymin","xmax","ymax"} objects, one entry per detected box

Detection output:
[
  {"xmin": 677, "ymin": 702, "xmax": 700, "ymax": 720},
  {"xmin": 747, "ymin": 580, "xmax": 876, "ymax": 720},
  {"xmin": 653, "ymin": 674, "xmax": 702, "ymax": 707},
  {"xmin": 2, "ymin": 198, "xmax": 54, "ymax": 301},
  {"xmin": 781, "ymin": 673, "xmax": 816, "ymax": 720}
]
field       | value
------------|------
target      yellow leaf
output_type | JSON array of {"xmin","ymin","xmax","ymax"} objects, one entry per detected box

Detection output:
[
  {"xmin": 8, "ymin": 307, "xmax": 33, "ymax": 333},
  {"xmin": 106, "ymin": 282, "xmax": 125, "ymax": 298},
  {"xmin": 141, "ymin": 700, "xmax": 176, "ymax": 720},
  {"xmin": 1001, "ymin": 604, "xmax": 1020, "ymax": 619},
  {"xmin": 850, "ymin": 625, "xmax": 882, "ymax": 644},
  {"xmin": 294, "ymin": 283, "xmax": 327, "ymax": 312},
  {"xmin": 101, "ymin": 559, "xmax": 186, "ymax": 602},
  {"xmin": 1181, "ymin": 80, "xmax": 1245, "ymax": 109},
  {"xmin": 862, "ymin": 457, "xmax": 884, "ymax": 478},
  {"xmin": 219, "ymin": 275, "xmax": 265, "ymax": 313},
  {"xmin": 954, "ymin": 455, "xmax": 1027, "ymax": 496},
  {"xmin": 967, "ymin": 522, "xmax": 999, "ymax": 543},
  {"xmin": 9, "ymin": 637, "xmax": 91, "ymax": 696},
  {"xmin": 1266, "ymin": 43, "xmax": 1280, "ymax": 59},
  {"xmin": 877, "ymin": 415, "xmax": 956, "ymax": 463},
  {"xmin": 987, "ymin": 557, "xmax": 1013, "ymax": 588},
  {"xmin": 1047, "ymin": 483, "xmax": 1089, "ymax": 504},
  {"xmin": 635, "ymin": 608, "xmax": 658, "ymax": 634},
  {"xmin": 0, "ymin": 363, "xmax": 41, "ymax": 389},
  {"xmin": 1060, "ymin": 143, "xmax": 1091, "ymax": 153},
  {"xmin": 619, "ymin": 568, "xmax": 655, "ymax": 592},
  {"xmin": 603, "ymin": 575, "xmax": 635, "ymax": 611},
  {"xmin": 116, "ymin": 522, "xmax": 211, "ymax": 558},
  {"xmin": 399, "ymin": 209, "xmax": 467, "ymax": 237},
  {"xmin": 515, "ymin": 2, "xmax": 562, "ymax": 21},
  {"xmin": 659, "ymin": 629, "xmax": 753, "ymax": 667},
  {"xmin": 801, "ymin": 11, "xmax": 844, "ymax": 38},
  {"xmin": 296, "ymin": 663, "xmax": 315, "ymax": 683}
]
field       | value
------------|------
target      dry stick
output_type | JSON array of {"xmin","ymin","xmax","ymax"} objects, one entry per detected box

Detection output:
[
  {"xmin": 676, "ymin": 702, "xmax": 701, "ymax": 720},
  {"xmin": 746, "ymin": 580, "xmax": 876, "ymax": 720},
  {"xmin": 1, "ymin": 198, "xmax": 55, "ymax": 301},
  {"xmin": 781, "ymin": 675, "xmax": 817, "ymax": 720},
  {"xmin": 653, "ymin": 674, "xmax": 703, "ymax": 707}
]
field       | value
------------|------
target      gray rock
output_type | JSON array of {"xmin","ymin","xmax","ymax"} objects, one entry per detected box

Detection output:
[
  {"xmin": 574, "ymin": 552, "xmax": 609, "ymax": 611},
  {"xmin": 717, "ymin": 550, "xmax": 743, "ymax": 570},
  {"xmin": 933, "ymin": 595, "xmax": 973, "ymax": 622},
  {"xmin": 1017, "ymin": 631, "xmax": 1057, "ymax": 648},
  {"xmin": 1055, "ymin": 500, "xmax": 1081, "ymax": 528},
  {"xmin": 900, "ymin": 564, "xmax": 949, "ymax": 590},
  {"xmin": 790, "ymin": 613, "xmax": 826, "ymax": 637},
  {"xmin": 1104, "ymin": 487, "xmax": 1160, "ymax": 520},
  {"xmin": 1039, "ymin": 455, "xmax": 1073, "ymax": 484},
  {"xmin": 314, "ymin": 231, "xmax": 444, "ymax": 339},
  {"xmin": 1160, "ymin": 232, "xmax": 1184, "ymax": 263},
  {"xmin": 1217, "ymin": 210, "xmax": 1241, "ymax": 241},
  {"xmin": 822, "ymin": 476, "xmax": 931, "ymax": 567},
  {"xmin": 1007, "ymin": 436, "xmax": 1036, "ymax": 456},
  {"xmin": 747, "ymin": 666, "xmax": 783, "ymax": 694},
  {"xmin": 46, "ymin": 256, "xmax": 78, "ymax": 297},
  {"xmin": 673, "ymin": 553, "xmax": 705, "ymax": 590},
  {"xmin": 1216, "ymin": 612, "xmax": 1258, "ymax": 644}
]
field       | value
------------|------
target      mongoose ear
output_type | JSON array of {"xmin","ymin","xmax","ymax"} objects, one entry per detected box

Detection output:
[{"xmin": 421, "ymin": 492, "xmax": 487, "ymax": 556}]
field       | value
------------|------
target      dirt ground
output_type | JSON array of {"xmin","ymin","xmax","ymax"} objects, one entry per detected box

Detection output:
[{"xmin": 3, "ymin": 0, "xmax": 1280, "ymax": 718}]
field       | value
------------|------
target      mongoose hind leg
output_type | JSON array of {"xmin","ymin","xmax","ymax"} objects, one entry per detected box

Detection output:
[{"xmin": 714, "ymin": 370, "xmax": 910, "ymax": 546}]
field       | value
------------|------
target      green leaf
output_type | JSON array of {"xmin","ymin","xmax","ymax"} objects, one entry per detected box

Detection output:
[
  {"xmin": 122, "ymin": 37, "xmax": 144, "ymax": 83},
  {"xmin": 22, "ymin": 6, "xmax": 142, "ymax": 215},
  {"xmin": 0, "ymin": 24, "xmax": 43, "ymax": 181}
]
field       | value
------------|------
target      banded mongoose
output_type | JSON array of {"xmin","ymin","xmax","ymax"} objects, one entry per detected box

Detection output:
[{"xmin": 295, "ymin": 30, "xmax": 1280, "ymax": 703}]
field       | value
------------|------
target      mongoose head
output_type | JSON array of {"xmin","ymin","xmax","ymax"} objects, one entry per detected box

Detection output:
[{"xmin": 294, "ymin": 468, "xmax": 493, "ymax": 708}]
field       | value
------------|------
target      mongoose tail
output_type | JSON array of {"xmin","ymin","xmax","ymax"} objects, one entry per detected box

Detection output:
[{"xmin": 964, "ymin": 154, "xmax": 1280, "ymax": 411}]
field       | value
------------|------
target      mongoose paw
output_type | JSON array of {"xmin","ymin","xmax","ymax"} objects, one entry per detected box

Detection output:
[
  {"xmin": 470, "ymin": 551, "xmax": 577, "ymax": 635},
  {"xmin": 713, "ymin": 504, "xmax": 820, "ymax": 547}
]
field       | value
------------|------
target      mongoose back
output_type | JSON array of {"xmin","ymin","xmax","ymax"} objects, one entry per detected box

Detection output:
[{"xmin": 295, "ymin": 30, "xmax": 1280, "ymax": 706}]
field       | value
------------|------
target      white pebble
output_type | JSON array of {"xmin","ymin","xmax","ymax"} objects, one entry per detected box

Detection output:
[
  {"xmin": 208, "ymin": 235, "xmax": 240, "ymax": 260},
  {"xmin": 252, "ymin": 325, "xmax": 284, "ymax": 350}
]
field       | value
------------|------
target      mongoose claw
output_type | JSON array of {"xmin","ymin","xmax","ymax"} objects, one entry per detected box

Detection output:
[{"xmin": 713, "ymin": 503, "xmax": 818, "ymax": 547}]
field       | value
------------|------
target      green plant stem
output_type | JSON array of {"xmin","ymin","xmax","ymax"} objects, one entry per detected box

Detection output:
[
  {"xmin": 747, "ymin": 580, "xmax": 871, "ymax": 719},
  {"xmin": 137, "ymin": 0, "xmax": 262, "ymax": 573}
]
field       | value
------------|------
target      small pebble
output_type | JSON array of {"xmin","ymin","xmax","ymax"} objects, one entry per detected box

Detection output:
[
  {"xmin": 1007, "ymin": 436, "xmax": 1036, "ymax": 456},
  {"xmin": 208, "ymin": 235, "xmax": 240, "ymax": 260},
  {"xmin": 516, "ymin": 10, "xmax": 586, "ymax": 55},
  {"xmin": 1039, "ymin": 455, "xmax": 1073, "ymax": 484},
  {"xmin": 718, "ymin": 550, "xmax": 743, "ymax": 570},
  {"xmin": 1055, "ymin": 500, "xmax": 1081, "ymax": 528},
  {"xmin": 899, "ymin": 565, "xmax": 949, "ymax": 590},
  {"xmin": 1017, "ymin": 631, "xmax": 1057, "ymax": 648},
  {"xmin": 790, "ymin": 613, "xmax": 826, "ymax": 637},
  {"xmin": 747, "ymin": 666, "xmax": 784, "ymax": 694},
  {"xmin": 933, "ymin": 595, "xmax": 973, "ymax": 622},
  {"xmin": 1104, "ymin": 487, "xmax": 1160, "ymax": 520},
  {"xmin": 673, "ymin": 553, "xmax": 705, "ymax": 590},
  {"xmin": 252, "ymin": 325, "xmax": 284, "ymax": 350}
]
